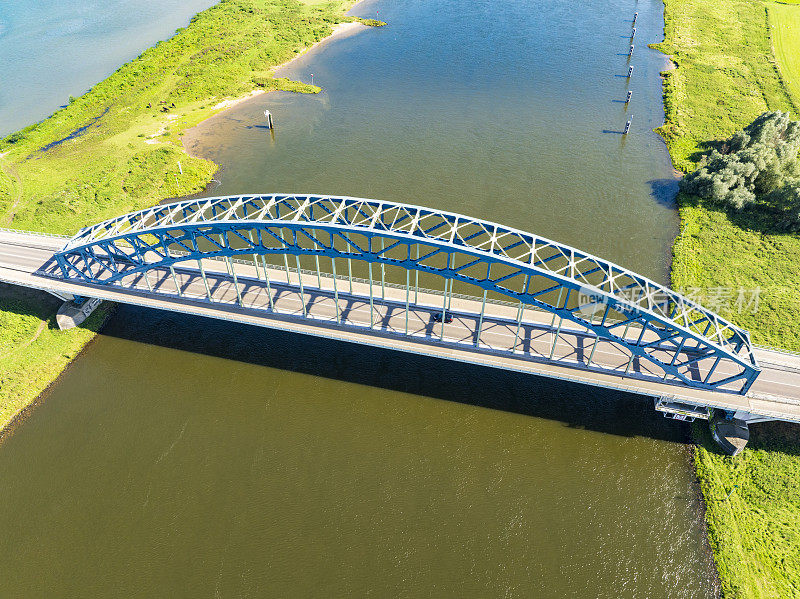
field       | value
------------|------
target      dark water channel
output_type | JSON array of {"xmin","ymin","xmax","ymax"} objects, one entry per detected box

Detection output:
[{"xmin": 0, "ymin": 0, "xmax": 717, "ymax": 596}]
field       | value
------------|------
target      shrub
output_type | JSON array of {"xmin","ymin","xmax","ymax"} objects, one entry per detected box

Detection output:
[
  {"xmin": 681, "ymin": 111, "xmax": 800, "ymax": 227},
  {"xmin": 681, "ymin": 111, "xmax": 800, "ymax": 208}
]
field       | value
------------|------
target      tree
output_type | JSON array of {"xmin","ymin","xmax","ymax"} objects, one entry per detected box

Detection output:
[{"xmin": 680, "ymin": 111, "xmax": 800, "ymax": 215}]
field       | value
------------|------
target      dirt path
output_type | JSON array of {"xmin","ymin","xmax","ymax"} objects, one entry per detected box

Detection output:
[{"xmin": 0, "ymin": 319, "xmax": 48, "ymax": 360}]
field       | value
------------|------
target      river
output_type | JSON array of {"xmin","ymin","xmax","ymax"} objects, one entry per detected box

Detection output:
[{"xmin": 0, "ymin": 0, "xmax": 717, "ymax": 596}]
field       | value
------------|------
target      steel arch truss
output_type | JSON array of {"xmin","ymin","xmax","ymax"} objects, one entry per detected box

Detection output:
[{"xmin": 54, "ymin": 194, "xmax": 761, "ymax": 393}]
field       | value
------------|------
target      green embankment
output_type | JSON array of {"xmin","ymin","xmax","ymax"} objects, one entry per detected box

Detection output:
[
  {"xmin": 771, "ymin": 3, "xmax": 800, "ymax": 107},
  {"xmin": 0, "ymin": 0, "xmax": 365, "ymax": 432},
  {"xmin": 656, "ymin": 0, "xmax": 800, "ymax": 596}
]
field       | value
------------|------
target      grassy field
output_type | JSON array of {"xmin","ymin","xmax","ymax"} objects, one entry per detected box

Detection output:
[
  {"xmin": 0, "ymin": 0, "xmax": 367, "ymax": 432},
  {"xmin": 770, "ymin": 3, "xmax": 800, "ymax": 107},
  {"xmin": 656, "ymin": 0, "xmax": 800, "ymax": 596}
]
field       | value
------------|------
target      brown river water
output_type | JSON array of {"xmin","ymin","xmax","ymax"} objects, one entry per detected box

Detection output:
[{"xmin": 0, "ymin": 0, "xmax": 718, "ymax": 596}]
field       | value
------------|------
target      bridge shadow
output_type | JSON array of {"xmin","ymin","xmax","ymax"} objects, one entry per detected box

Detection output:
[{"xmin": 95, "ymin": 302, "xmax": 699, "ymax": 445}]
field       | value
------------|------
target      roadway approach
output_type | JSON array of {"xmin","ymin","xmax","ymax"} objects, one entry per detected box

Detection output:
[{"xmin": 1, "ymin": 194, "xmax": 799, "ymax": 451}]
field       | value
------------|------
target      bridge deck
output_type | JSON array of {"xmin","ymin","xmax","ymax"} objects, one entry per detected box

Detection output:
[{"xmin": 2, "ymin": 230, "xmax": 799, "ymax": 423}]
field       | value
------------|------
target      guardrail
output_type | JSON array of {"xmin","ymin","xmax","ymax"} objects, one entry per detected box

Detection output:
[
  {"xmin": 754, "ymin": 344, "xmax": 800, "ymax": 358},
  {"xmin": 0, "ymin": 227, "xmax": 71, "ymax": 239}
]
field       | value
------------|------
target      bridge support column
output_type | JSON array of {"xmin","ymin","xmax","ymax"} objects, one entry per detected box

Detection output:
[
  {"xmin": 405, "ymin": 268, "xmax": 410, "ymax": 335},
  {"xmin": 549, "ymin": 289, "xmax": 569, "ymax": 360},
  {"xmin": 415, "ymin": 245, "xmax": 420, "ymax": 304},
  {"xmin": 348, "ymin": 258, "xmax": 354, "ymax": 294},
  {"xmin": 226, "ymin": 257, "xmax": 243, "ymax": 306},
  {"xmin": 295, "ymin": 255, "xmax": 307, "ymax": 317},
  {"xmin": 169, "ymin": 265, "xmax": 181, "ymax": 297},
  {"xmin": 56, "ymin": 297, "xmax": 103, "ymax": 330},
  {"xmin": 331, "ymin": 258, "xmax": 341, "ymax": 324},
  {"xmin": 368, "ymin": 262, "xmax": 374, "ymax": 328},
  {"xmin": 197, "ymin": 259, "xmax": 212, "ymax": 301},
  {"xmin": 262, "ymin": 256, "xmax": 274, "ymax": 311},
  {"xmin": 710, "ymin": 411, "xmax": 749, "ymax": 456},
  {"xmin": 379, "ymin": 238, "xmax": 385, "ymax": 301},
  {"xmin": 512, "ymin": 301, "xmax": 524, "ymax": 353},
  {"xmin": 475, "ymin": 289, "xmax": 487, "ymax": 347}
]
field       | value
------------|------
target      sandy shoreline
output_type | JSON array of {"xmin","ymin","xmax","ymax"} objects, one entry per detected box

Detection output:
[
  {"xmin": 180, "ymin": 18, "xmax": 367, "ymax": 163},
  {"xmin": 206, "ymin": 20, "xmax": 366, "ymax": 115}
]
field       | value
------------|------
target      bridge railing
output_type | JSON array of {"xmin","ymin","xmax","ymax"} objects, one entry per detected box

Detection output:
[{"xmin": 0, "ymin": 227, "xmax": 71, "ymax": 239}]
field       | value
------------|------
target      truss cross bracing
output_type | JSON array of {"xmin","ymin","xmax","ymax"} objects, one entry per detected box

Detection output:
[{"xmin": 54, "ymin": 194, "xmax": 761, "ymax": 393}]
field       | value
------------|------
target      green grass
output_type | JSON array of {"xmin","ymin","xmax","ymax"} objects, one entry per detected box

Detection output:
[
  {"xmin": 657, "ymin": 0, "xmax": 800, "ymax": 596},
  {"xmin": 693, "ymin": 422, "xmax": 800, "ymax": 598},
  {"xmin": 654, "ymin": 0, "xmax": 800, "ymax": 351},
  {"xmin": 0, "ymin": 0, "xmax": 360, "ymax": 432},
  {"xmin": 0, "ymin": 286, "xmax": 113, "ymax": 437},
  {"xmin": 770, "ymin": 3, "xmax": 800, "ymax": 107}
]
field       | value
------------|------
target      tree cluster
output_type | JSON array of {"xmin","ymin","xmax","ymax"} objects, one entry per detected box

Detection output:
[{"xmin": 680, "ymin": 111, "xmax": 800, "ymax": 230}]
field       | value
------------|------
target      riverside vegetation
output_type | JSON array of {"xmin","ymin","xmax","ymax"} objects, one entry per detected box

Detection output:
[
  {"xmin": 0, "ymin": 0, "xmax": 381, "ymax": 432},
  {"xmin": 655, "ymin": 0, "xmax": 800, "ymax": 596}
]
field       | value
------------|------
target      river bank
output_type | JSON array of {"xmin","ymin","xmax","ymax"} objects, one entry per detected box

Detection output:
[
  {"xmin": 0, "ymin": 0, "xmax": 375, "ymax": 434},
  {"xmin": 655, "ymin": 0, "xmax": 800, "ymax": 595}
]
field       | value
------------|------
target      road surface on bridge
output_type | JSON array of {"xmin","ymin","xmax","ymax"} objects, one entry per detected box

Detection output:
[{"xmin": 2, "ymin": 230, "xmax": 800, "ymax": 422}]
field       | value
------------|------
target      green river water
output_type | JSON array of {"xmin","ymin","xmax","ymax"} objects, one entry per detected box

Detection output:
[{"xmin": 0, "ymin": 0, "xmax": 718, "ymax": 596}]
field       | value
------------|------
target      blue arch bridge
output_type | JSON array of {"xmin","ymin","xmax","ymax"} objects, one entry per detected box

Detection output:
[{"xmin": 1, "ymin": 194, "xmax": 799, "ymax": 449}]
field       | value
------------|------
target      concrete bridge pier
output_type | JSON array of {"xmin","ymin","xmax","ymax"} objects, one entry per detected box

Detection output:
[{"xmin": 56, "ymin": 296, "xmax": 102, "ymax": 330}]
